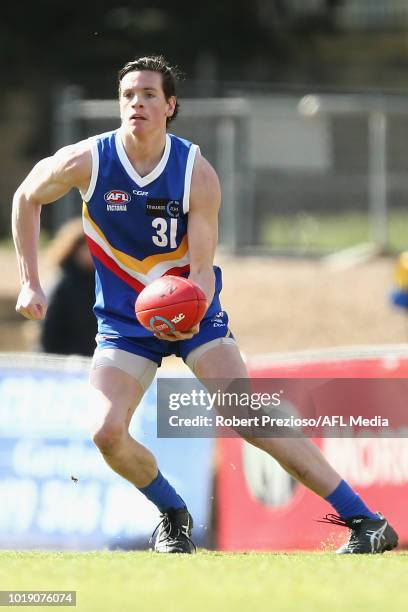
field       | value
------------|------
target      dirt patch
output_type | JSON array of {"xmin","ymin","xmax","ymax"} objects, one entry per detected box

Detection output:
[
  {"xmin": 217, "ymin": 253, "xmax": 406, "ymax": 356},
  {"xmin": 2, "ymin": 248, "xmax": 406, "ymax": 356}
]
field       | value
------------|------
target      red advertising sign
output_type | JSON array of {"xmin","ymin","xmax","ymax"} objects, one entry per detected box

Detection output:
[{"xmin": 216, "ymin": 348, "xmax": 408, "ymax": 551}]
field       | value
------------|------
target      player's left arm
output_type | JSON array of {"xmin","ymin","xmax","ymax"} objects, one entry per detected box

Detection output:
[
  {"xmin": 187, "ymin": 152, "xmax": 220, "ymax": 305},
  {"xmin": 154, "ymin": 153, "xmax": 220, "ymax": 341}
]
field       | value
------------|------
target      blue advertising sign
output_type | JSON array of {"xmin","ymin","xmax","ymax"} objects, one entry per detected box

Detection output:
[{"xmin": 0, "ymin": 357, "xmax": 214, "ymax": 549}]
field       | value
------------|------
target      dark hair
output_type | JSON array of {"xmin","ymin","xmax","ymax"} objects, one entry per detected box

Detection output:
[{"xmin": 118, "ymin": 55, "xmax": 182, "ymax": 124}]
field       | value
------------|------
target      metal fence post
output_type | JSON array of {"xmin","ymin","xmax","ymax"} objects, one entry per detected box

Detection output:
[
  {"xmin": 53, "ymin": 85, "xmax": 83, "ymax": 231},
  {"xmin": 368, "ymin": 111, "xmax": 388, "ymax": 251},
  {"xmin": 216, "ymin": 117, "xmax": 238, "ymax": 253}
]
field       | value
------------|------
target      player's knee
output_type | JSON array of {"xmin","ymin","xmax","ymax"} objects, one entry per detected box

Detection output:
[{"xmin": 92, "ymin": 420, "xmax": 127, "ymax": 454}]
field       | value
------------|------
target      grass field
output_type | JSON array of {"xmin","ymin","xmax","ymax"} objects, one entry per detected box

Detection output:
[
  {"xmin": 0, "ymin": 550, "xmax": 407, "ymax": 612},
  {"xmin": 262, "ymin": 211, "xmax": 408, "ymax": 253}
]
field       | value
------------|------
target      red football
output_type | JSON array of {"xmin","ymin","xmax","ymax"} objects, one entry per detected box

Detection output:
[{"xmin": 135, "ymin": 276, "xmax": 208, "ymax": 333}]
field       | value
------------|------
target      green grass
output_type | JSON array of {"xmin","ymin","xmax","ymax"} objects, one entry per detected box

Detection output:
[
  {"xmin": 0, "ymin": 550, "xmax": 407, "ymax": 612},
  {"xmin": 261, "ymin": 211, "xmax": 408, "ymax": 253}
]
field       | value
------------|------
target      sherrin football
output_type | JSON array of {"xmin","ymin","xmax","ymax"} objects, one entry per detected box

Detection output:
[{"xmin": 135, "ymin": 276, "xmax": 208, "ymax": 333}]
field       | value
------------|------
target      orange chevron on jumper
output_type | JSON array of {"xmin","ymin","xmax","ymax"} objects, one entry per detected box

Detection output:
[{"xmin": 82, "ymin": 202, "xmax": 190, "ymax": 290}]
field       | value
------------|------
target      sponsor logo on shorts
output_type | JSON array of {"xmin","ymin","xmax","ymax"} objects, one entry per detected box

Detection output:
[
  {"xmin": 211, "ymin": 311, "xmax": 226, "ymax": 327},
  {"xmin": 146, "ymin": 199, "xmax": 181, "ymax": 218}
]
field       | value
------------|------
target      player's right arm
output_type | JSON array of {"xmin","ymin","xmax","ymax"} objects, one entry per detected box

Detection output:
[{"xmin": 12, "ymin": 142, "xmax": 92, "ymax": 320}]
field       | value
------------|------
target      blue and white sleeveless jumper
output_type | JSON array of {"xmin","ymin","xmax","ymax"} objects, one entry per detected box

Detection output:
[{"xmin": 81, "ymin": 130, "xmax": 231, "ymax": 363}]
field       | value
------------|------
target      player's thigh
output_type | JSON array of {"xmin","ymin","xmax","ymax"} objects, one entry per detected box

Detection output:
[
  {"xmin": 90, "ymin": 350, "xmax": 157, "ymax": 431},
  {"xmin": 190, "ymin": 340, "xmax": 248, "ymax": 380},
  {"xmin": 189, "ymin": 341, "xmax": 250, "ymax": 403},
  {"xmin": 189, "ymin": 340, "xmax": 262, "ymax": 440}
]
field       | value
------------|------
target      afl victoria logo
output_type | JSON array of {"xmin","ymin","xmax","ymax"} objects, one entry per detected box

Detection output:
[{"xmin": 104, "ymin": 190, "xmax": 131, "ymax": 203}]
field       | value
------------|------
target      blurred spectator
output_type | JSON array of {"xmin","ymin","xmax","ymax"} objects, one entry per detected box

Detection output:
[
  {"xmin": 40, "ymin": 217, "xmax": 97, "ymax": 356},
  {"xmin": 390, "ymin": 251, "xmax": 408, "ymax": 311}
]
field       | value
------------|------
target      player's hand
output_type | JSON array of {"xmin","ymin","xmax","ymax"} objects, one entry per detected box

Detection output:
[
  {"xmin": 16, "ymin": 284, "xmax": 48, "ymax": 320},
  {"xmin": 154, "ymin": 324, "xmax": 200, "ymax": 342}
]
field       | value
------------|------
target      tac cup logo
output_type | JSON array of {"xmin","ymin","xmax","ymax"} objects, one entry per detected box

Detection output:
[{"xmin": 166, "ymin": 200, "xmax": 181, "ymax": 218}]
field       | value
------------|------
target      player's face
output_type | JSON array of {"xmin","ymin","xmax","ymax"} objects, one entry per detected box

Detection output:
[{"xmin": 119, "ymin": 71, "xmax": 176, "ymax": 136}]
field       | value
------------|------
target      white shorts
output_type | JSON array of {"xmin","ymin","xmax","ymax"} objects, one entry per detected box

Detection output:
[{"xmin": 91, "ymin": 336, "xmax": 237, "ymax": 390}]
